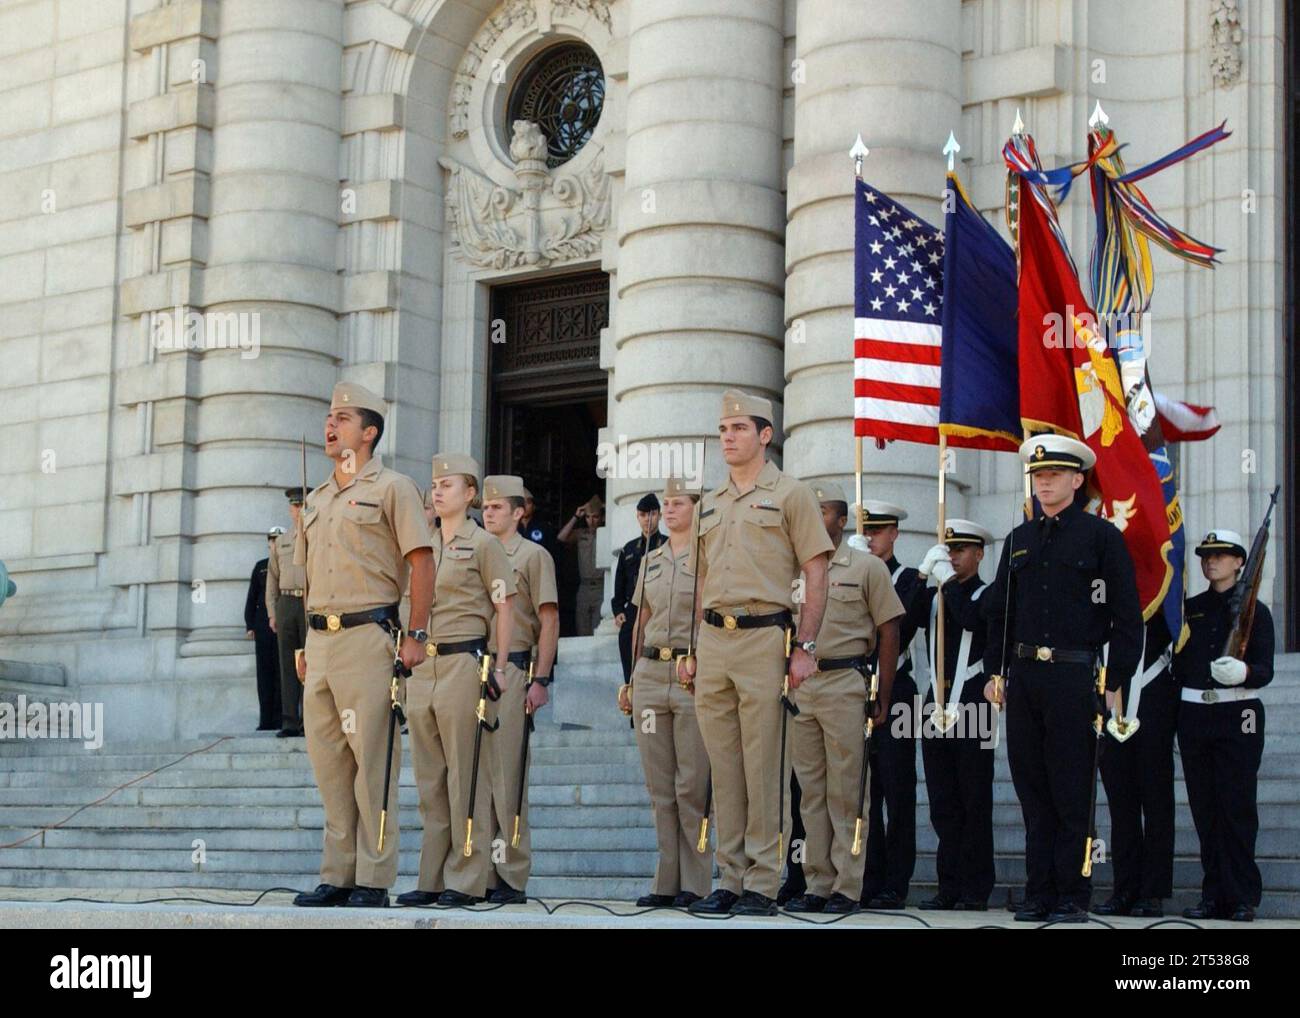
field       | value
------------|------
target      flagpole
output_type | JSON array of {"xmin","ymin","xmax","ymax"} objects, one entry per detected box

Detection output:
[
  {"xmin": 851, "ymin": 134, "xmax": 870, "ymax": 537},
  {"xmin": 935, "ymin": 435, "xmax": 948, "ymax": 725}
]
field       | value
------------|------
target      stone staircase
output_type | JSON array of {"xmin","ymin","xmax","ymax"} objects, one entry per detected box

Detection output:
[{"xmin": 2, "ymin": 656, "xmax": 1298, "ymax": 915}]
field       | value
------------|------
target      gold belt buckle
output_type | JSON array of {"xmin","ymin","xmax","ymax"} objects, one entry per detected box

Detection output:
[
  {"xmin": 427, "ymin": 642, "xmax": 438, "ymax": 656},
  {"xmin": 1035, "ymin": 645, "xmax": 1052, "ymax": 662},
  {"xmin": 723, "ymin": 614, "xmax": 738, "ymax": 630},
  {"xmin": 658, "ymin": 646, "xmax": 673, "ymax": 661},
  {"xmin": 326, "ymin": 613, "xmax": 341, "ymax": 632}
]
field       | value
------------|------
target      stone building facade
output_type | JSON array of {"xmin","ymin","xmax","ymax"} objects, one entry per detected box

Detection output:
[{"xmin": 0, "ymin": 0, "xmax": 1292, "ymax": 738}]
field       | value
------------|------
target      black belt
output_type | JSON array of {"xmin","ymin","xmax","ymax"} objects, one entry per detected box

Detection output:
[
  {"xmin": 309, "ymin": 605, "xmax": 400, "ymax": 633},
  {"xmin": 506, "ymin": 650, "xmax": 532, "ymax": 669},
  {"xmin": 642, "ymin": 645, "xmax": 688, "ymax": 662},
  {"xmin": 425, "ymin": 637, "xmax": 487, "ymax": 658},
  {"xmin": 1014, "ymin": 643, "xmax": 1096, "ymax": 665},
  {"xmin": 279, "ymin": 589, "xmax": 304, "ymax": 598},
  {"xmin": 817, "ymin": 654, "xmax": 869, "ymax": 673},
  {"xmin": 703, "ymin": 609, "xmax": 792, "ymax": 631}
]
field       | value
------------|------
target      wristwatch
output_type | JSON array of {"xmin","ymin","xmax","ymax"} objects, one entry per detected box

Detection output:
[
  {"xmin": 532, "ymin": 674, "xmax": 552, "ymax": 688},
  {"xmin": 406, "ymin": 628, "xmax": 428, "ymax": 643},
  {"xmin": 795, "ymin": 640, "xmax": 817, "ymax": 655}
]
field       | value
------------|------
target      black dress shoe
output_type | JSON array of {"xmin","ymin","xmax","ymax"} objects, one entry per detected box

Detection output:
[
  {"xmin": 437, "ymin": 889, "xmax": 484, "ymax": 907},
  {"xmin": 395, "ymin": 889, "xmax": 440, "ymax": 907},
  {"xmin": 1182, "ymin": 900, "xmax": 1218, "ymax": 920},
  {"xmin": 919, "ymin": 893, "xmax": 959, "ymax": 910},
  {"xmin": 1014, "ymin": 899, "xmax": 1051, "ymax": 921},
  {"xmin": 1093, "ymin": 892, "xmax": 1136, "ymax": 916},
  {"xmin": 731, "ymin": 890, "xmax": 779, "ymax": 916},
  {"xmin": 343, "ymin": 886, "xmax": 389, "ymax": 908},
  {"xmin": 1047, "ymin": 903, "xmax": 1090, "ymax": 923},
  {"xmin": 688, "ymin": 889, "xmax": 739, "ymax": 915},
  {"xmin": 776, "ymin": 879, "xmax": 807, "ymax": 906},
  {"xmin": 1227, "ymin": 904, "xmax": 1255, "ymax": 923},
  {"xmin": 867, "ymin": 891, "xmax": 906, "ymax": 910},
  {"xmin": 671, "ymin": 891, "xmax": 702, "ymax": 908},
  {"xmin": 822, "ymin": 893, "xmax": 861, "ymax": 915},
  {"xmin": 636, "ymin": 893, "xmax": 676, "ymax": 908},
  {"xmin": 293, "ymin": 883, "xmax": 353, "ymax": 907},
  {"xmin": 488, "ymin": 884, "xmax": 527, "ymax": 905},
  {"xmin": 954, "ymin": 900, "xmax": 988, "ymax": 911},
  {"xmin": 783, "ymin": 893, "xmax": 828, "ymax": 913},
  {"xmin": 276, "ymin": 728, "xmax": 304, "ymax": 738},
  {"xmin": 1130, "ymin": 897, "xmax": 1164, "ymax": 918}
]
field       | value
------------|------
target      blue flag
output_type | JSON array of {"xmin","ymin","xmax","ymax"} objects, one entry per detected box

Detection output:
[{"xmin": 938, "ymin": 174, "xmax": 1020, "ymax": 452}]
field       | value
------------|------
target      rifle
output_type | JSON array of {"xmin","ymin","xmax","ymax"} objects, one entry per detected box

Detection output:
[{"xmin": 1222, "ymin": 484, "xmax": 1281, "ymax": 659}]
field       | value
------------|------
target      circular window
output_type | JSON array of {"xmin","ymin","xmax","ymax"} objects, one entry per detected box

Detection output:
[{"xmin": 506, "ymin": 43, "xmax": 605, "ymax": 168}]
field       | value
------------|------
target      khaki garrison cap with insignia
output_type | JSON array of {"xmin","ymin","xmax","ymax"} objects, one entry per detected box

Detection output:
[
  {"xmin": 483, "ymin": 474, "xmax": 526, "ymax": 501},
  {"xmin": 1195, "ymin": 528, "xmax": 1247, "ymax": 559},
  {"xmin": 663, "ymin": 475, "xmax": 703, "ymax": 500},
  {"xmin": 812, "ymin": 481, "xmax": 848, "ymax": 504},
  {"xmin": 581, "ymin": 493, "xmax": 604, "ymax": 515},
  {"xmin": 1019, "ymin": 433, "xmax": 1096, "ymax": 473},
  {"xmin": 943, "ymin": 518, "xmax": 994, "ymax": 547},
  {"xmin": 719, "ymin": 388, "xmax": 773, "ymax": 423},
  {"xmin": 432, "ymin": 452, "xmax": 482, "ymax": 483},
  {"xmin": 330, "ymin": 381, "xmax": 386, "ymax": 418}
]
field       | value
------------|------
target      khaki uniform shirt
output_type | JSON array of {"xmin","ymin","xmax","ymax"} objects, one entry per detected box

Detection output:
[
  {"xmin": 428, "ymin": 518, "xmax": 516, "ymax": 641},
  {"xmin": 806, "ymin": 538, "xmax": 905, "ymax": 659},
  {"xmin": 576, "ymin": 528, "xmax": 599, "ymax": 583},
  {"xmin": 634, "ymin": 540, "xmax": 698, "ymax": 651},
  {"xmin": 266, "ymin": 532, "xmax": 306, "ymax": 619},
  {"xmin": 297, "ymin": 456, "xmax": 430, "ymax": 614},
  {"xmin": 696, "ymin": 460, "xmax": 835, "ymax": 614},
  {"xmin": 490, "ymin": 530, "xmax": 558, "ymax": 652}
]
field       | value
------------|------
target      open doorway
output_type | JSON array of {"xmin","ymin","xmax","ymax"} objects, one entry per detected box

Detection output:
[{"xmin": 488, "ymin": 271, "xmax": 609, "ymax": 637}]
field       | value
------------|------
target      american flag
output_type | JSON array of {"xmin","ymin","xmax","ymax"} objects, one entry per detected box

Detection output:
[{"xmin": 853, "ymin": 178, "xmax": 946, "ymax": 445}]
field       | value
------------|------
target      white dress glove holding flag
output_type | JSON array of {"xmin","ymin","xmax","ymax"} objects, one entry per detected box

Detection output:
[
  {"xmin": 1210, "ymin": 656, "xmax": 1248, "ymax": 686},
  {"xmin": 917, "ymin": 543, "xmax": 948, "ymax": 579}
]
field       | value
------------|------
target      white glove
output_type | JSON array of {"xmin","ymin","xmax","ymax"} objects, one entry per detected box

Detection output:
[
  {"xmin": 917, "ymin": 543, "xmax": 948, "ymax": 579},
  {"xmin": 847, "ymin": 533, "xmax": 871, "ymax": 553},
  {"xmin": 930, "ymin": 559, "xmax": 955, "ymax": 588},
  {"xmin": 1210, "ymin": 656, "xmax": 1248, "ymax": 686}
]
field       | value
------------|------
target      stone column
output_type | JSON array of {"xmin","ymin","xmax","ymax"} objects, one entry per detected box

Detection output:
[
  {"xmin": 185, "ymin": 0, "xmax": 343, "ymax": 656},
  {"xmin": 784, "ymin": 0, "xmax": 962, "ymax": 547},
  {"xmin": 611, "ymin": 0, "xmax": 786, "ymax": 513}
]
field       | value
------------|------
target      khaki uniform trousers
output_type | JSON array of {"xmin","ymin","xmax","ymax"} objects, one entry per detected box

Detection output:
[
  {"xmin": 487, "ymin": 660, "xmax": 532, "ymax": 891},
  {"xmin": 631, "ymin": 658, "xmax": 713, "ymax": 898},
  {"xmin": 303, "ymin": 623, "xmax": 402, "ymax": 889},
  {"xmin": 406, "ymin": 650, "xmax": 497, "ymax": 897},
  {"xmin": 791, "ymin": 666, "xmax": 868, "ymax": 900},
  {"xmin": 574, "ymin": 583, "xmax": 603, "ymax": 635},
  {"xmin": 693, "ymin": 623, "xmax": 791, "ymax": 899}
]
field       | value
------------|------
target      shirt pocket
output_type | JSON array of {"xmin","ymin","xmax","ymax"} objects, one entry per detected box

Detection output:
[
  {"xmin": 342, "ymin": 500, "xmax": 384, "ymax": 526},
  {"xmin": 826, "ymin": 582, "xmax": 862, "ymax": 621},
  {"xmin": 744, "ymin": 505, "xmax": 784, "ymax": 529}
]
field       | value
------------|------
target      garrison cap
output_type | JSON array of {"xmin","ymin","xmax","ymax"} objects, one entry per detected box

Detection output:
[
  {"xmin": 330, "ymin": 381, "xmax": 386, "ymax": 418},
  {"xmin": 432, "ymin": 452, "xmax": 482, "ymax": 485},
  {"xmin": 1195, "ymin": 529, "xmax": 1247, "ymax": 559},
  {"xmin": 582, "ymin": 494, "xmax": 605, "ymax": 515},
  {"xmin": 662, "ymin": 476, "xmax": 702, "ymax": 500},
  {"xmin": 720, "ymin": 388, "xmax": 773, "ymax": 423},
  {"xmin": 943, "ymin": 518, "xmax": 993, "ymax": 547},
  {"xmin": 1019, "ymin": 433, "xmax": 1096, "ymax": 473},
  {"xmin": 812, "ymin": 481, "xmax": 848, "ymax": 505},
  {"xmin": 482, "ymin": 475, "xmax": 526, "ymax": 501}
]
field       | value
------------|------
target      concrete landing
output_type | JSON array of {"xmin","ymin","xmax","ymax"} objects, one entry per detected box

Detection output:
[{"xmin": 1, "ymin": 889, "xmax": 1296, "ymax": 929}]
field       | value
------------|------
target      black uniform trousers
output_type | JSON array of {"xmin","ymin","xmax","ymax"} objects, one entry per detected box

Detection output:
[
  {"xmin": 1006, "ymin": 658, "xmax": 1097, "ymax": 909},
  {"xmin": 618, "ymin": 607, "xmax": 636, "ymax": 681},
  {"xmin": 1098, "ymin": 671, "xmax": 1177, "ymax": 900},
  {"xmin": 253, "ymin": 626, "xmax": 281, "ymax": 729},
  {"xmin": 1177, "ymin": 699, "xmax": 1266, "ymax": 909},
  {"xmin": 275, "ymin": 595, "xmax": 307, "ymax": 731},
  {"xmin": 862, "ymin": 669, "xmax": 918, "ymax": 901},
  {"xmin": 921, "ymin": 704, "xmax": 995, "ymax": 904}
]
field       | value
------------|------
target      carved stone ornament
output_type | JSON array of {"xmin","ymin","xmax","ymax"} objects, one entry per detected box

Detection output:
[
  {"xmin": 1209, "ymin": 0, "xmax": 1243, "ymax": 88},
  {"xmin": 450, "ymin": 0, "xmax": 612, "ymax": 140},
  {"xmin": 440, "ymin": 120, "xmax": 610, "ymax": 269}
]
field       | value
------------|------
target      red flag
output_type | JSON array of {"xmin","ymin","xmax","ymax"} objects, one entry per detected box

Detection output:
[
  {"xmin": 1016, "ymin": 190, "xmax": 1175, "ymax": 620},
  {"xmin": 1153, "ymin": 392, "xmax": 1221, "ymax": 442}
]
